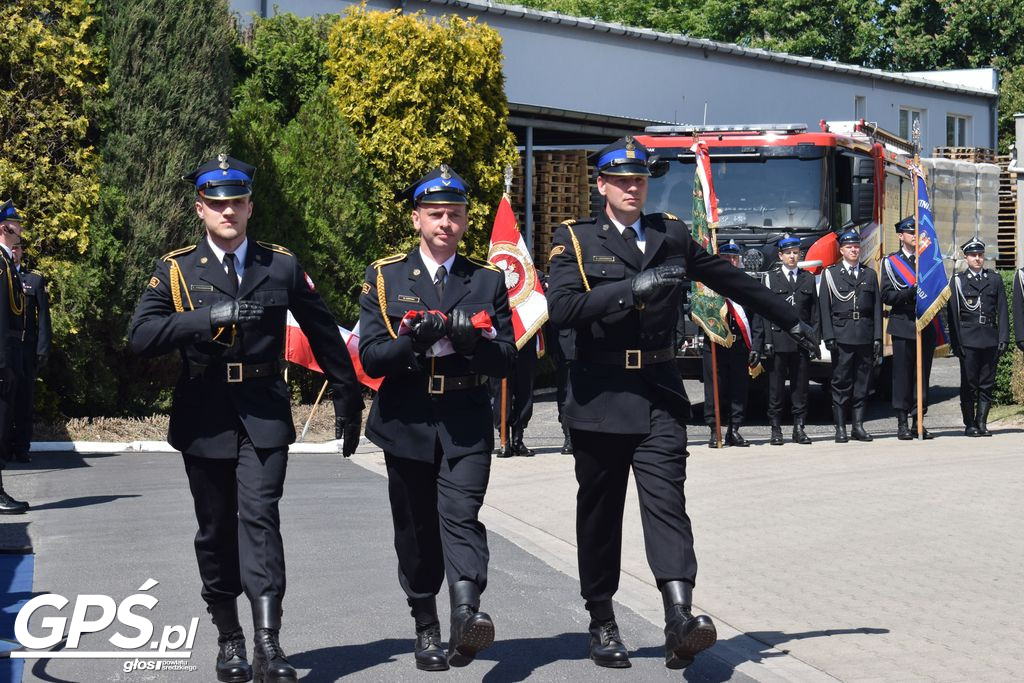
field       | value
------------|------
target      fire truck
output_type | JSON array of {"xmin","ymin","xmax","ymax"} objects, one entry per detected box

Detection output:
[{"xmin": 636, "ymin": 120, "xmax": 1001, "ymax": 382}]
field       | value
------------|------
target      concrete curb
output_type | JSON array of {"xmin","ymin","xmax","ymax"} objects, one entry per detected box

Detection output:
[{"xmin": 25, "ymin": 437, "xmax": 370, "ymax": 455}]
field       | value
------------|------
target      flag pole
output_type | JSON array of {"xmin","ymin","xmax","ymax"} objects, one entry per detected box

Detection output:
[
  {"xmin": 299, "ymin": 379, "xmax": 330, "ymax": 443},
  {"xmin": 499, "ymin": 379, "xmax": 508, "ymax": 450},
  {"xmin": 710, "ymin": 222, "xmax": 723, "ymax": 449},
  {"xmin": 912, "ymin": 124, "xmax": 923, "ymax": 440}
]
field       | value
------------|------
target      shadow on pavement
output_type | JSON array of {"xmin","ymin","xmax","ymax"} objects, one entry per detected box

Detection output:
[
  {"xmin": 27, "ymin": 494, "xmax": 141, "ymax": 512},
  {"xmin": 291, "ymin": 638, "xmax": 409, "ymax": 681},
  {"xmin": 478, "ymin": 631, "xmax": 587, "ymax": 681}
]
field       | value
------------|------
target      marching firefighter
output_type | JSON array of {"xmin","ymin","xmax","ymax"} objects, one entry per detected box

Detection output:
[
  {"xmin": 947, "ymin": 238, "xmax": 1007, "ymax": 436},
  {"xmin": 818, "ymin": 229, "xmax": 882, "ymax": 442}
]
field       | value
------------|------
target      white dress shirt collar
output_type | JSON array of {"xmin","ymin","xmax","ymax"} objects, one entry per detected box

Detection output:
[
  {"xmin": 418, "ymin": 249, "xmax": 457, "ymax": 283},
  {"xmin": 206, "ymin": 236, "xmax": 248, "ymax": 280}
]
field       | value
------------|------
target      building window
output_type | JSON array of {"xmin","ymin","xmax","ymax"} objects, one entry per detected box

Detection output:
[
  {"xmin": 946, "ymin": 115, "xmax": 969, "ymax": 146},
  {"xmin": 899, "ymin": 107, "xmax": 924, "ymax": 141},
  {"xmin": 855, "ymin": 96, "xmax": 866, "ymax": 121}
]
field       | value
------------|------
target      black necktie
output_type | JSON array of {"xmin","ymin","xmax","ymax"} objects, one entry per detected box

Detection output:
[
  {"xmin": 622, "ymin": 226, "xmax": 643, "ymax": 258},
  {"xmin": 435, "ymin": 265, "xmax": 447, "ymax": 300},
  {"xmin": 789, "ymin": 270, "xmax": 797, "ymax": 287},
  {"xmin": 224, "ymin": 253, "xmax": 239, "ymax": 297}
]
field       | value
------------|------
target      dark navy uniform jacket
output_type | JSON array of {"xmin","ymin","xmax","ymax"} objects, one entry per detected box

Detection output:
[
  {"xmin": 0, "ymin": 248, "xmax": 25, "ymax": 370},
  {"xmin": 1013, "ymin": 269, "xmax": 1024, "ymax": 347},
  {"xmin": 358, "ymin": 250, "xmax": 516, "ymax": 461},
  {"xmin": 546, "ymin": 212, "xmax": 798, "ymax": 435},
  {"xmin": 881, "ymin": 249, "xmax": 920, "ymax": 340},
  {"xmin": 19, "ymin": 269, "xmax": 51, "ymax": 358},
  {"xmin": 947, "ymin": 269, "xmax": 1008, "ymax": 351},
  {"xmin": 818, "ymin": 263, "xmax": 882, "ymax": 346},
  {"xmin": 756, "ymin": 265, "xmax": 819, "ymax": 354},
  {"xmin": 129, "ymin": 239, "xmax": 361, "ymax": 458}
]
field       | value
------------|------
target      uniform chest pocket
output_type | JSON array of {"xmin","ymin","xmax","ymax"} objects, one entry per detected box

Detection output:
[
  {"xmin": 251, "ymin": 288, "xmax": 289, "ymax": 307},
  {"xmin": 584, "ymin": 261, "xmax": 625, "ymax": 280},
  {"xmin": 386, "ymin": 301, "xmax": 426, "ymax": 319}
]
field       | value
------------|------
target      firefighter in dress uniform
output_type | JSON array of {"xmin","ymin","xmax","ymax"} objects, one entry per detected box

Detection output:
[
  {"xmin": 546, "ymin": 137, "xmax": 816, "ymax": 670},
  {"xmin": 357, "ymin": 166, "xmax": 516, "ymax": 671},
  {"xmin": 0, "ymin": 200, "xmax": 28, "ymax": 515},
  {"xmin": 818, "ymin": 229, "xmax": 882, "ymax": 442},
  {"xmin": 947, "ymin": 238, "xmax": 1007, "ymax": 436},
  {"xmin": 701, "ymin": 240, "xmax": 761, "ymax": 448},
  {"xmin": 756, "ymin": 234, "xmax": 820, "ymax": 446},
  {"xmin": 129, "ymin": 156, "xmax": 363, "ymax": 683},
  {"xmin": 11, "ymin": 241, "xmax": 52, "ymax": 464},
  {"xmin": 881, "ymin": 216, "xmax": 936, "ymax": 440}
]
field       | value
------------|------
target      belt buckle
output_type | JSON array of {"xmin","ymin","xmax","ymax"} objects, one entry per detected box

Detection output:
[
  {"xmin": 851, "ymin": 311, "xmax": 860, "ymax": 320},
  {"xmin": 979, "ymin": 314, "xmax": 987, "ymax": 324},
  {"xmin": 625, "ymin": 349, "xmax": 642, "ymax": 370},
  {"xmin": 226, "ymin": 363, "xmax": 243, "ymax": 383},
  {"xmin": 428, "ymin": 375, "xmax": 445, "ymax": 395}
]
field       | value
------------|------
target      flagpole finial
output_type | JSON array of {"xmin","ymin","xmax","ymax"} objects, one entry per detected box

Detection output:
[
  {"xmin": 911, "ymin": 120, "xmax": 922, "ymax": 156},
  {"xmin": 504, "ymin": 165, "xmax": 513, "ymax": 196}
]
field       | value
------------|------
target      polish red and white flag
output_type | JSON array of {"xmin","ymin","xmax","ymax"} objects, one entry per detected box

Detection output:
[{"xmin": 284, "ymin": 311, "xmax": 382, "ymax": 390}]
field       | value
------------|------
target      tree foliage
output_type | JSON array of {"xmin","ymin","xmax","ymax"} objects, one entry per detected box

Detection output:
[{"xmin": 327, "ymin": 6, "xmax": 519, "ymax": 258}]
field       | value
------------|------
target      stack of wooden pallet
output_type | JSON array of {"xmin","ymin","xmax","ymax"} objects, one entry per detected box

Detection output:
[
  {"xmin": 932, "ymin": 146, "xmax": 997, "ymax": 163},
  {"xmin": 996, "ymin": 153, "xmax": 1018, "ymax": 269}
]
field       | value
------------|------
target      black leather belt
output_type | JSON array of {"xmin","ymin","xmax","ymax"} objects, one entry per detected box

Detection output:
[
  {"xmin": 833, "ymin": 310, "xmax": 872, "ymax": 320},
  {"xmin": 189, "ymin": 361, "xmax": 280, "ymax": 382},
  {"xmin": 966, "ymin": 314, "xmax": 994, "ymax": 325},
  {"xmin": 578, "ymin": 347, "xmax": 675, "ymax": 369},
  {"xmin": 427, "ymin": 374, "xmax": 486, "ymax": 395}
]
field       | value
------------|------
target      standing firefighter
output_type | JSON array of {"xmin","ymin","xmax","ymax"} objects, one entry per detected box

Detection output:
[
  {"xmin": 758, "ymin": 234, "xmax": 820, "ymax": 446},
  {"xmin": 357, "ymin": 166, "xmax": 515, "ymax": 672},
  {"xmin": 129, "ymin": 155, "xmax": 363, "ymax": 683},
  {"xmin": 818, "ymin": 229, "xmax": 882, "ymax": 442},
  {"xmin": 11, "ymin": 241, "xmax": 52, "ymax": 464},
  {"xmin": 0, "ymin": 200, "xmax": 28, "ymax": 515},
  {"xmin": 947, "ymin": 238, "xmax": 1007, "ymax": 436},
  {"xmin": 546, "ymin": 136, "xmax": 816, "ymax": 670}
]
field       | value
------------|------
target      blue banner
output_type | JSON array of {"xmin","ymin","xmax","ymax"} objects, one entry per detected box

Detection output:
[{"xmin": 911, "ymin": 165, "xmax": 950, "ymax": 329}]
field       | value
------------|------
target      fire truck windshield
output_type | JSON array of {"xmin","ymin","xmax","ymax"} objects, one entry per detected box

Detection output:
[{"xmin": 646, "ymin": 156, "xmax": 828, "ymax": 232}]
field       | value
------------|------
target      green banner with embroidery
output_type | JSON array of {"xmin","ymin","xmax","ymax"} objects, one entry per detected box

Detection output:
[{"xmin": 689, "ymin": 166, "xmax": 733, "ymax": 347}]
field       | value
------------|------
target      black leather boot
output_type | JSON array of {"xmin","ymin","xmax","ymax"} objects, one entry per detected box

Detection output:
[
  {"xmin": 512, "ymin": 430, "xmax": 535, "ymax": 457},
  {"xmin": 727, "ymin": 425, "xmax": 748, "ymax": 447},
  {"xmin": 251, "ymin": 597, "xmax": 296, "ymax": 683},
  {"xmin": 792, "ymin": 420, "xmax": 811, "ymax": 445},
  {"xmin": 896, "ymin": 411, "xmax": 913, "ymax": 440},
  {"xmin": 911, "ymin": 417, "xmax": 933, "ymax": 440},
  {"xmin": 962, "ymin": 401, "xmax": 979, "ymax": 437},
  {"xmin": 209, "ymin": 600, "xmax": 252, "ymax": 683},
  {"xmin": 769, "ymin": 421, "xmax": 784, "ymax": 446},
  {"xmin": 447, "ymin": 581, "xmax": 494, "ymax": 667},
  {"xmin": 588, "ymin": 617, "xmax": 630, "ymax": 668},
  {"xmin": 0, "ymin": 471, "xmax": 29, "ymax": 515},
  {"xmin": 409, "ymin": 597, "xmax": 447, "ymax": 671},
  {"xmin": 560, "ymin": 423, "xmax": 573, "ymax": 455},
  {"xmin": 832, "ymin": 406, "xmax": 848, "ymax": 443},
  {"xmin": 495, "ymin": 440, "xmax": 513, "ymax": 458},
  {"xmin": 661, "ymin": 581, "xmax": 717, "ymax": 670},
  {"xmin": 850, "ymin": 406, "xmax": 872, "ymax": 441},
  {"xmin": 976, "ymin": 400, "xmax": 992, "ymax": 436},
  {"xmin": 707, "ymin": 429, "xmax": 723, "ymax": 448}
]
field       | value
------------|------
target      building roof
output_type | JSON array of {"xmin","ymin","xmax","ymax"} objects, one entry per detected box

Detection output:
[{"xmin": 420, "ymin": 0, "xmax": 999, "ymax": 99}]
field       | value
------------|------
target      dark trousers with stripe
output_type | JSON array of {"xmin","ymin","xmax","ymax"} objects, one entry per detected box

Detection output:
[
  {"xmin": 830, "ymin": 343, "xmax": 873, "ymax": 413},
  {"xmin": 767, "ymin": 351, "xmax": 809, "ymax": 422},
  {"xmin": 959, "ymin": 347, "xmax": 997, "ymax": 406},
  {"xmin": 702, "ymin": 341, "xmax": 750, "ymax": 427},
  {"xmin": 0, "ymin": 340, "xmax": 23, "ymax": 467},
  {"xmin": 891, "ymin": 325, "xmax": 937, "ymax": 413}
]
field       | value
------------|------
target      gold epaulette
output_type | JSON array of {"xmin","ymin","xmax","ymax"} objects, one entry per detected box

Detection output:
[
  {"xmin": 257, "ymin": 241, "xmax": 293, "ymax": 256},
  {"xmin": 561, "ymin": 219, "xmax": 577, "ymax": 226},
  {"xmin": 662, "ymin": 212, "xmax": 680, "ymax": 221},
  {"xmin": 161, "ymin": 244, "xmax": 197, "ymax": 261},
  {"xmin": 560, "ymin": 217, "xmax": 595, "ymax": 227},
  {"xmin": 466, "ymin": 255, "xmax": 499, "ymax": 272},
  {"xmin": 371, "ymin": 253, "xmax": 406, "ymax": 268}
]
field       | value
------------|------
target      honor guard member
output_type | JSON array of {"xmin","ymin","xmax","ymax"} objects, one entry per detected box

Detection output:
[
  {"xmin": 546, "ymin": 137, "xmax": 815, "ymax": 670},
  {"xmin": 756, "ymin": 234, "xmax": 820, "ymax": 445},
  {"xmin": 702, "ymin": 240, "xmax": 761, "ymax": 448},
  {"xmin": 358, "ymin": 165, "xmax": 516, "ymax": 671},
  {"xmin": 11, "ymin": 241, "xmax": 52, "ymax": 463},
  {"xmin": 818, "ymin": 229, "xmax": 882, "ymax": 442},
  {"xmin": 129, "ymin": 156, "xmax": 363, "ymax": 683},
  {"xmin": 1012, "ymin": 258, "xmax": 1024, "ymax": 360},
  {"xmin": 947, "ymin": 238, "xmax": 1007, "ymax": 436},
  {"xmin": 490, "ymin": 326, "xmax": 539, "ymax": 458},
  {"xmin": 881, "ymin": 216, "xmax": 936, "ymax": 439},
  {"xmin": 0, "ymin": 200, "xmax": 28, "ymax": 514}
]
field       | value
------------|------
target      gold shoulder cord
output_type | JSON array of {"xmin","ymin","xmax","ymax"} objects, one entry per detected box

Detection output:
[
  {"xmin": 376, "ymin": 266, "xmax": 398, "ymax": 339},
  {"xmin": 6, "ymin": 267, "xmax": 24, "ymax": 316},
  {"xmin": 567, "ymin": 226, "xmax": 591, "ymax": 292}
]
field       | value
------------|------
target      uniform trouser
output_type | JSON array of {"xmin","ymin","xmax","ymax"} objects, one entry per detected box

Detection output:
[
  {"xmin": 830, "ymin": 343, "xmax": 873, "ymax": 413},
  {"xmin": 489, "ymin": 339, "xmax": 537, "ymax": 433},
  {"xmin": 891, "ymin": 325, "xmax": 937, "ymax": 412},
  {"xmin": 182, "ymin": 434, "xmax": 288, "ymax": 606},
  {"xmin": 12, "ymin": 347, "xmax": 38, "ymax": 453},
  {"xmin": 767, "ymin": 351, "xmax": 810, "ymax": 422},
  {"xmin": 573, "ymin": 405, "xmax": 695, "ymax": 607},
  {"xmin": 0, "ymin": 340, "xmax": 24, "ymax": 467},
  {"xmin": 702, "ymin": 342, "xmax": 749, "ymax": 426},
  {"xmin": 959, "ymin": 347, "xmax": 997, "ymax": 406},
  {"xmin": 384, "ymin": 440, "xmax": 491, "ymax": 600}
]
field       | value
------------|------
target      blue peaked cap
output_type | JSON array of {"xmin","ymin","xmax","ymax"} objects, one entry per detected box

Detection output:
[
  {"xmin": 594, "ymin": 136, "xmax": 651, "ymax": 177},
  {"xmin": 0, "ymin": 200, "xmax": 22, "ymax": 223},
  {"xmin": 183, "ymin": 154, "xmax": 254, "ymax": 199},
  {"xmin": 777, "ymin": 233, "xmax": 801, "ymax": 250},
  {"xmin": 399, "ymin": 165, "xmax": 469, "ymax": 206},
  {"xmin": 839, "ymin": 229, "xmax": 861, "ymax": 245}
]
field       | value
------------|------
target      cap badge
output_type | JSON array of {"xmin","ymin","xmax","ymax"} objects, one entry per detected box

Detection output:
[
  {"xmin": 440, "ymin": 165, "xmax": 451, "ymax": 180},
  {"xmin": 218, "ymin": 154, "xmax": 229, "ymax": 171}
]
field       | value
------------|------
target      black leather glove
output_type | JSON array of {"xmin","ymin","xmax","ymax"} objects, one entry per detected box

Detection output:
[
  {"xmin": 901, "ymin": 285, "xmax": 918, "ymax": 304},
  {"xmin": 825, "ymin": 339, "xmax": 837, "ymax": 354},
  {"xmin": 0, "ymin": 367, "xmax": 14, "ymax": 398},
  {"xmin": 872, "ymin": 340, "xmax": 882, "ymax": 363},
  {"xmin": 786, "ymin": 321, "xmax": 820, "ymax": 356},
  {"xmin": 997, "ymin": 342, "xmax": 1007, "ymax": 356},
  {"xmin": 409, "ymin": 311, "xmax": 447, "ymax": 353},
  {"xmin": 209, "ymin": 300, "xmax": 264, "ymax": 328},
  {"xmin": 747, "ymin": 351, "xmax": 760, "ymax": 368},
  {"xmin": 333, "ymin": 398, "xmax": 362, "ymax": 458},
  {"xmin": 448, "ymin": 309, "xmax": 480, "ymax": 356},
  {"xmin": 631, "ymin": 265, "xmax": 686, "ymax": 306}
]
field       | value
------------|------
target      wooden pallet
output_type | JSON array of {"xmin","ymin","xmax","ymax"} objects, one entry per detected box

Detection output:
[
  {"xmin": 933, "ymin": 146, "xmax": 997, "ymax": 163},
  {"xmin": 995, "ymin": 154, "xmax": 1018, "ymax": 269}
]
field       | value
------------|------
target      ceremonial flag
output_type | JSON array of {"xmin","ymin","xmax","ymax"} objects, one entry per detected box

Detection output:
[
  {"xmin": 284, "ymin": 312, "xmax": 382, "ymax": 390},
  {"xmin": 487, "ymin": 194, "xmax": 548, "ymax": 350},
  {"xmin": 689, "ymin": 140, "xmax": 733, "ymax": 347},
  {"xmin": 909, "ymin": 163, "xmax": 950, "ymax": 329}
]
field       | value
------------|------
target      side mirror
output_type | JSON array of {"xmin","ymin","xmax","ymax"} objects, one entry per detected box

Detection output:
[{"xmin": 648, "ymin": 157, "xmax": 670, "ymax": 179}]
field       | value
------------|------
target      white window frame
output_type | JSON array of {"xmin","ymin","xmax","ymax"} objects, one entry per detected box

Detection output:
[
  {"xmin": 899, "ymin": 107, "xmax": 925, "ymax": 143},
  {"xmin": 945, "ymin": 114, "xmax": 970, "ymax": 147}
]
